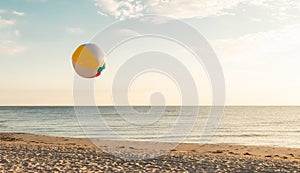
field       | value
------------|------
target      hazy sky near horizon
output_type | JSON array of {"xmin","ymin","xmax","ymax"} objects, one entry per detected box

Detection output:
[{"xmin": 0, "ymin": 0, "xmax": 300, "ymax": 105}]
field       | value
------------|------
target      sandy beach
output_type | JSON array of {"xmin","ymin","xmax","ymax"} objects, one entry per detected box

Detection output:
[{"xmin": 0, "ymin": 133, "xmax": 299, "ymax": 172}]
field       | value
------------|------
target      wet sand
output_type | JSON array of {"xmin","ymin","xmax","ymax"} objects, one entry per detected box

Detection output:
[{"xmin": 0, "ymin": 133, "xmax": 299, "ymax": 172}]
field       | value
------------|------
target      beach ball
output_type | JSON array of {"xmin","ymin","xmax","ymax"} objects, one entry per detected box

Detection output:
[{"xmin": 72, "ymin": 43, "xmax": 106, "ymax": 78}]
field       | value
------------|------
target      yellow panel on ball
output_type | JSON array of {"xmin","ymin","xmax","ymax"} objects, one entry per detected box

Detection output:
[
  {"xmin": 72, "ymin": 45, "xmax": 99, "ymax": 71},
  {"xmin": 72, "ymin": 43, "xmax": 105, "ymax": 78}
]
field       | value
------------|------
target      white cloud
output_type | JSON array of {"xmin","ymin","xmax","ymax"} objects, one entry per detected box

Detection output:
[
  {"xmin": 146, "ymin": 0, "xmax": 248, "ymax": 19},
  {"xmin": 0, "ymin": 9, "xmax": 25, "ymax": 28},
  {"xmin": 211, "ymin": 24, "xmax": 300, "ymax": 104},
  {"xmin": 0, "ymin": 9, "xmax": 6, "ymax": 14},
  {"xmin": 94, "ymin": 0, "xmax": 300, "ymax": 20},
  {"xmin": 0, "ymin": 30, "xmax": 21, "ymax": 39},
  {"xmin": 66, "ymin": 27, "xmax": 84, "ymax": 35},
  {"xmin": 94, "ymin": 0, "xmax": 145, "ymax": 20},
  {"xmin": 112, "ymin": 28, "xmax": 141, "ymax": 37},
  {"xmin": 0, "ymin": 40, "xmax": 25, "ymax": 55},
  {"xmin": 0, "ymin": 29, "xmax": 25, "ymax": 55},
  {"xmin": 12, "ymin": 11, "xmax": 25, "ymax": 16},
  {"xmin": 250, "ymin": 17, "xmax": 263, "ymax": 22},
  {"xmin": 0, "ymin": 9, "xmax": 26, "ymax": 16},
  {"xmin": 262, "ymin": 0, "xmax": 300, "ymax": 21},
  {"xmin": 97, "ymin": 11, "xmax": 108, "ymax": 16},
  {"xmin": 0, "ymin": 16, "xmax": 16, "ymax": 27},
  {"xmin": 212, "ymin": 24, "xmax": 300, "ymax": 60},
  {"xmin": 0, "ymin": 10, "xmax": 24, "ymax": 55},
  {"xmin": 14, "ymin": 30, "xmax": 21, "ymax": 37},
  {"xmin": 94, "ymin": 0, "xmax": 251, "ymax": 19}
]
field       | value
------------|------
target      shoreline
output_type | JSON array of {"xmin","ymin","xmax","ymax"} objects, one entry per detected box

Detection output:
[
  {"xmin": 1, "ymin": 132, "xmax": 300, "ymax": 172},
  {"xmin": 1, "ymin": 132, "xmax": 299, "ymax": 161}
]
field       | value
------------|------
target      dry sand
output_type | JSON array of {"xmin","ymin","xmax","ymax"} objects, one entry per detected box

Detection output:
[{"xmin": 0, "ymin": 133, "xmax": 299, "ymax": 172}]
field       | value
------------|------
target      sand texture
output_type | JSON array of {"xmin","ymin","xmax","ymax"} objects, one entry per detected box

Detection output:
[{"xmin": 0, "ymin": 133, "xmax": 299, "ymax": 172}]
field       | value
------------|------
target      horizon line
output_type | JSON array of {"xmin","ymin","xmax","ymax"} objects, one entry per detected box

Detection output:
[{"xmin": 1, "ymin": 105, "xmax": 300, "ymax": 107}]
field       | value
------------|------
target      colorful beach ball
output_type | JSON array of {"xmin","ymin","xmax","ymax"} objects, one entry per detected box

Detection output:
[{"xmin": 72, "ymin": 43, "xmax": 106, "ymax": 78}]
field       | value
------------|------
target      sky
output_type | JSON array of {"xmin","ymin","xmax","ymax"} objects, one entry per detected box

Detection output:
[{"xmin": 0, "ymin": 0, "xmax": 300, "ymax": 106}]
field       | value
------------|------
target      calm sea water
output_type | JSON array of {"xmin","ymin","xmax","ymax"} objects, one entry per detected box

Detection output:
[{"xmin": 0, "ymin": 106, "xmax": 299, "ymax": 148}]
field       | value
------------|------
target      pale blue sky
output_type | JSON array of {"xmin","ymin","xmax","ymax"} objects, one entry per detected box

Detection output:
[{"xmin": 1, "ymin": 0, "xmax": 300, "ymax": 105}]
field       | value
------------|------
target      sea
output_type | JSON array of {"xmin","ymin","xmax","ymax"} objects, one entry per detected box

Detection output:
[{"xmin": 0, "ymin": 106, "xmax": 299, "ymax": 148}]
